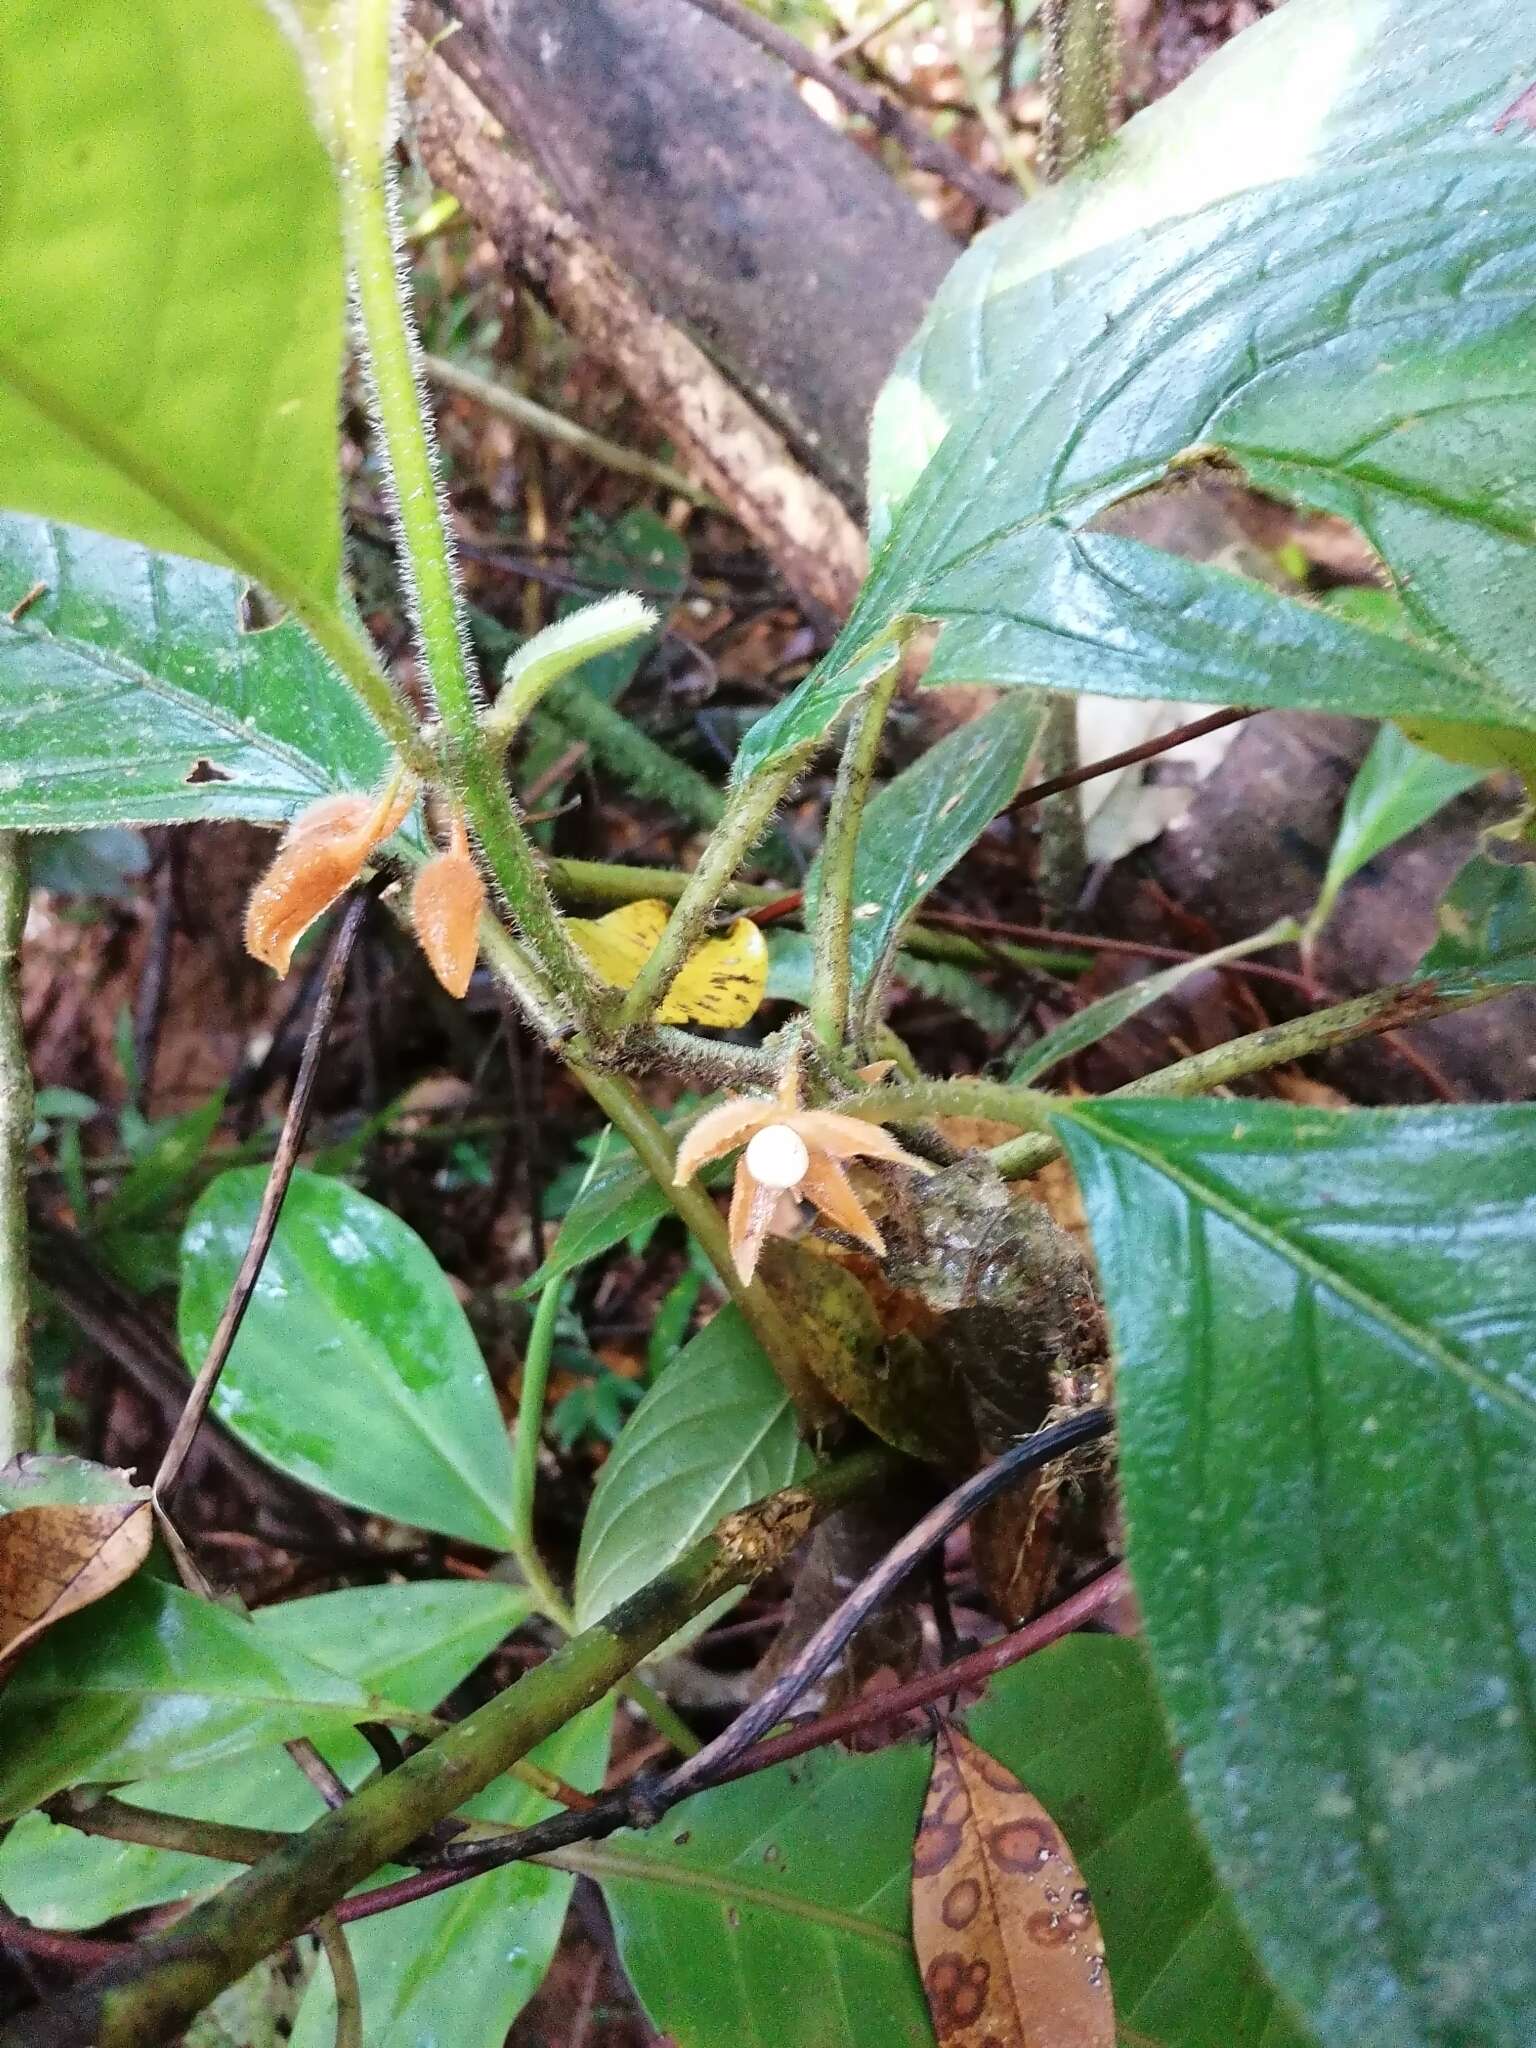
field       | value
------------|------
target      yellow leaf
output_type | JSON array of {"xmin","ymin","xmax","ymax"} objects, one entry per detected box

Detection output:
[
  {"xmin": 566, "ymin": 899, "xmax": 767, "ymax": 1027},
  {"xmin": 913, "ymin": 1724, "xmax": 1113, "ymax": 2048}
]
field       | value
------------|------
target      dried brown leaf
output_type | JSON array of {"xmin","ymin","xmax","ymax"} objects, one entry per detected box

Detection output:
[
  {"xmin": 0, "ymin": 1496, "xmax": 152, "ymax": 1674},
  {"xmin": 913, "ymin": 1724, "xmax": 1113, "ymax": 2048}
]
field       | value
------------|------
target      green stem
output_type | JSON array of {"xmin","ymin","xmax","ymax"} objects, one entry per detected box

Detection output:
[
  {"xmin": 340, "ymin": 4, "xmax": 592, "ymax": 1025},
  {"xmin": 1033, "ymin": 699, "xmax": 1087, "ymax": 919},
  {"xmin": 508, "ymin": 1278, "xmax": 572, "ymax": 1626},
  {"xmin": 545, "ymin": 858, "xmax": 1087, "ymax": 975},
  {"xmin": 614, "ymin": 765, "xmax": 797, "ymax": 1031},
  {"xmin": 993, "ymin": 964, "xmax": 1526, "ymax": 1178},
  {"xmin": 1039, "ymin": 0, "xmax": 1118, "ymax": 177},
  {"xmin": 10, "ymin": 1455, "xmax": 891, "ymax": 2048},
  {"xmin": 811, "ymin": 664, "xmax": 900, "ymax": 1051},
  {"xmin": 0, "ymin": 833, "xmax": 32, "ymax": 1463}
]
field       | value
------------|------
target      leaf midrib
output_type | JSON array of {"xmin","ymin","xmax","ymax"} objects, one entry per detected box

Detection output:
[
  {"xmin": 1062, "ymin": 1108, "xmax": 1536, "ymax": 1430},
  {"xmin": 559, "ymin": 1840, "xmax": 909, "ymax": 1950}
]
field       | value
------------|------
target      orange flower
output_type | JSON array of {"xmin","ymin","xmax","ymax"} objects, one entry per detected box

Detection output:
[
  {"xmin": 411, "ymin": 814, "xmax": 486, "ymax": 998},
  {"xmin": 245, "ymin": 779, "xmax": 413, "ymax": 975},
  {"xmin": 674, "ymin": 1054, "xmax": 931, "ymax": 1282}
]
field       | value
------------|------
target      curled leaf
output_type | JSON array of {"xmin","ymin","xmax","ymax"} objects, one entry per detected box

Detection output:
[
  {"xmin": 913, "ymin": 1724, "xmax": 1113, "ymax": 2048},
  {"xmin": 245, "ymin": 780, "xmax": 412, "ymax": 974},
  {"xmin": 411, "ymin": 818, "xmax": 486, "ymax": 998},
  {"xmin": 567, "ymin": 898, "xmax": 768, "ymax": 1026},
  {"xmin": 0, "ymin": 1457, "xmax": 152, "ymax": 1677}
]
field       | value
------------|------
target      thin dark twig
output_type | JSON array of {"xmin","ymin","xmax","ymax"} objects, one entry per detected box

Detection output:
[
  {"xmin": 655, "ymin": 1410, "xmax": 1112, "ymax": 1806},
  {"xmin": 331, "ymin": 1412, "xmax": 1114, "ymax": 1926},
  {"xmin": 718, "ymin": 1563, "xmax": 1128, "ymax": 1780},
  {"xmin": 131, "ymin": 843, "xmax": 178, "ymax": 1114},
  {"xmin": 1011, "ymin": 707, "xmax": 1257, "ymax": 809},
  {"xmin": 675, "ymin": 0, "xmax": 1019, "ymax": 214},
  {"xmin": 154, "ymin": 894, "xmax": 369, "ymax": 1503}
]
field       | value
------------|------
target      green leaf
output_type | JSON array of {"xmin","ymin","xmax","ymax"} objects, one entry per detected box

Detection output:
[
  {"xmin": 179, "ymin": 1169, "xmax": 517, "ymax": 1550},
  {"xmin": 1011, "ymin": 919, "xmax": 1298, "ymax": 1082},
  {"xmin": 289, "ymin": 1698, "xmax": 614, "ymax": 2048},
  {"xmin": 804, "ymin": 694, "xmax": 1045, "ymax": 1006},
  {"xmin": 594, "ymin": 1636, "xmax": 1308, "ymax": 2048},
  {"xmin": 573, "ymin": 1306, "xmax": 811, "ymax": 1629},
  {"xmin": 870, "ymin": 0, "xmax": 1533, "ymax": 524},
  {"xmin": 1311, "ymin": 724, "xmax": 1483, "ymax": 933},
  {"xmin": 0, "ymin": 1577, "xmax": 392, "ymax": 1817},
  {"xmin": 748, "ymin": 0, "xmax": 1536, "ymax": 778},
  {"xmin": 94, "ymin": 1093, "xmax": 224, "ymax": 1236},
  {"xmin": 1419, "ymin": 852, "xmax": 1536, "ymax": 975},
  {"xmin": 1057, "ymin": 1097, "xmax": 1536, "ymax": 2048},
  {"xmin": 0, "ymin": 0, "xmax": 345, "ymax": 603},
  {"xmin": 0, "ymin": 1580, "xmax": 530, "ymax": 1928},
  {"xmin": 0, "ymin": 517, "xmax": 395, "ymax": 829}
]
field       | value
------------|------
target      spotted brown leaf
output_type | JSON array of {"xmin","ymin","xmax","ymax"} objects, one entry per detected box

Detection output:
[{"xmin": 912, "ymin": 1723, "xmax": 1112, "ymax": 2048}]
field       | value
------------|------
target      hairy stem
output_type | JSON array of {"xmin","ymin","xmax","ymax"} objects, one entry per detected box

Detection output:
[
  {"xmin": 8, "ymin": 1456, "xmax": 888, "ymax": 2048},
  {"xmin": 1039, "ymin": 0, "xmax": 1118, "ymax": 177},
  {"xmin": 811, "ymin": 663, "xmax": 900, "ymax": 1051},
  {"xmin": 340, "ymin": 2, "xmax": 591, "ymax": 1022},
  {"xmin": 1018, "ymin": 967, "xmax": 1520, "ymax": 1175},
  {"xmin": 614, "ymin": 763, "xmax": 798, "ymax": 1030},
  {"xmin": 0, "ymin": 834, "xmax": 32, "ymax": 1463}
]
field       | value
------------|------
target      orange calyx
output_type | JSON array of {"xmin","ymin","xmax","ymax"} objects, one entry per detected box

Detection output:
[{"xmin": 245, "ymin": 779, "xmax": 413, "ymax": 976}]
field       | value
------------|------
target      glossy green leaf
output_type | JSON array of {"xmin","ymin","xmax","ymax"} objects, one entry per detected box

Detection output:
[
  {"xmin": 573, "ymin": 1306, "xmax": 811, "ymax": 1629},
  {"xmin": 744, "ymin": 0, "xmax": 1536, "ymax": 781},
  {"xmin": 1311, "ymin": 725, "xmax": 1483, "ymax": 933},
  {"xmin": 1012, "ymin": 919, "xmax": 1298, "ymax": 1081},
  {"xmin": 0, "ymin": 1580, "xmax": 530, "ymax": 1927},
  {"xmin": 871, "ymin": 0, "xmax": 1525, "ymax": 521},
  {"xmin": 804, "ymin": 694, "xmax": 1045, "ymax": 1006},
  {"xmin": 289, "ymin": 1698, "xmax": 613, "ymax": 2048},
  {"xmin": 1058, "ymin": 1097, "xmax": 1536, "ymax": 2048},
  {"xmin": 0, "ymin": 517, "xmax": 394, "ymax": 829},
  {"xmin": 0, "ymin": 1577, "xmax": 396, "ymax": 1818},
  {"xmin": 1420, "ymin": 852, "xmax": 1536, "ymax": 975},
  {"xmin": 594, "ymin": 1636, "xmax": 1308, "ymax": 2048},
  {"xmin": 0, "ymin": 0, "xmax": 345, "ymax": 602},
  {"xmin": 179, "ymin": 1169, "xmax": 517, "ymax": 1550}
]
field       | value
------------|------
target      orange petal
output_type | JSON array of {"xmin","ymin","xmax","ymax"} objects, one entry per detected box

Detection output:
[
  {"xmin": 674, "ymin": 1096, "xmax": 776, "ymax": 1185},
  {"xmin": 411, "ymin": 847, "xmax": 487, "ymax": 998},
  {"xmin": 799, "ymin": 1156, "xmax": 884, "ymax": 1255},
  {"xmin": 791, "ymin": 1110, "xmax": 934, "ymax": 1173},
  {"xmin": 244, "ymin": 835, "xmax": 366, "ymax": 975},
  {"xmin": 728, "ymin": 1160, "xmax": 783, "ymax": 1283}
]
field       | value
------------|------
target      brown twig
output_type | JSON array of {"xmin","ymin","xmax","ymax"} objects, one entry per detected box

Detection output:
[
  {"xmin": 676, "ymin": 0, "xmax": 1019, "ymax": 214},
  {"xmin": 0, "ymin": 1913, "xmax": 121, "ymax": 1972},
  {"xmin": 716, "ymin": 1563, "xmax": 1129, "ymax": 1780},
  {"xmin": 154, "ymin": 894, "xmax": 368, "ymax": 1504},
  {"xmin": 1011, "ymin": 706, "xmax": 1257, "ymax": 810}
]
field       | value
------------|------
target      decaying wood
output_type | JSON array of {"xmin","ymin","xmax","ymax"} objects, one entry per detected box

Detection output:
[
  {"xmin": 406, "ymin": 27, "xmax": 868, "ymax": 620},
  {"xmin": 429, "ymin": 0, "xmax": 960, "ymax": 507}
]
